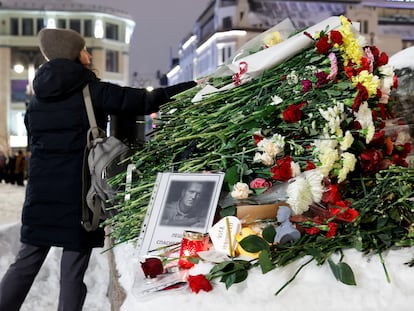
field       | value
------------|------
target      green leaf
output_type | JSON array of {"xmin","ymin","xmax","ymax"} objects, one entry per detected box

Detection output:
[
  {"xmin": 220, "ymin": 206, "xmax": 236, "ymax": 218},
  {"xmin": 328, "ymin": 259, "xmax": 356, "ymax": 286},
  {"xmin": 259, "ymin": 249, "xmax": 275, "ymax": 274},
  {"xmin": 239, "ymin": 235, "xmax": 270, "ymax": 253},
  {"xmin": 224, "ymin": 165, "xmax": 239, "ymax": 185},
  {"xmin": 221, "ymin": 269, "xmax": 249, "ymax": 289},
  {"xmin": 262, "ymin": 225, "xmax": 276, "ymax": 244}
]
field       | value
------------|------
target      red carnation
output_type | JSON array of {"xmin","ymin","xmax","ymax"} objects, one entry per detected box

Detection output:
[
  {"xmin": 305, "ymin": 160, "xmax": 316, "ymax": 171},
  {"xmin": 326, "ymin": 222, "xmax": 338, "ymax": 238},
  {"xmin": 377, "ymin": 51, "xmax": 389, "ymax": 67},
  {"xmin": 282, "ymin": 102, "xmax": 306, "ymax": 123},
  {"xmin": 329, "ymin": 205, "xmax": 359, "ymax": 223},
  {"xmin": 253, "ymin": 133, "xmax": 264, "ymax": 145},
  {"xmin": 315, "ymin": 35, "xmax": 332, "ymax": 54},
  {"xmin": 329, "ymin": 30, "xmax": 343, "ymax": 45},
  {"xmin": 360, "ymin": 149, "xmax": 383, "ymax": 175},
  {"xmin": 322, "ymin": 184, "xmax": 342, "ymax": 205},
  {"xmin": 304, "ymin": 227, "xmax": 320, "ymax": 235},
  {"xmin": 270, "ymin": 156, "xmax": 293, "ymax": 182}
]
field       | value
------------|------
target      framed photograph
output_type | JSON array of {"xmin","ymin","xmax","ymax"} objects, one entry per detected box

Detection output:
[{"xmin": 136, "ymin": 172, "xmax": 225, "ymax": 257}]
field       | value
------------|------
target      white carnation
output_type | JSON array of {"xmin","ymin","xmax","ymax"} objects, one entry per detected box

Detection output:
[
  {"xmin": 231, "ymin": 182, "xmax": 253, "ymax": 200},
  {"xmin": 340, "ymin": 130, "xmax": 354, "ymax": 151},
  {"xmin": 337, "ymin": 152, "xmax": 357, "ymax": 183}
]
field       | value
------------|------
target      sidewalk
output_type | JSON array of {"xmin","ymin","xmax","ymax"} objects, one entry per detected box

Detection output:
[{"xmin": 0, "ymin": 182, "xmax": 25, "ymax": 225}]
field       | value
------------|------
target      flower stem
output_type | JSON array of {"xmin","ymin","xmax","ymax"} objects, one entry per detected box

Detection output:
[{"xmin": 274, "ymin": 257, "xmax": 314, "ymax": 296}]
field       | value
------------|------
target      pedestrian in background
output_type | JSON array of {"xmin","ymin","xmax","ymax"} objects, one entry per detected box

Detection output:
[
  {"xmin": 0, "ymin": 28, "xmax": 196, "ymax": 311},
  {"xmin": 0, "ymin": 150, "xmax": 7, "ymax": 183},
  {"xmin": 14, "ymin": 150, "xmax": 26, "ymax": 186}
]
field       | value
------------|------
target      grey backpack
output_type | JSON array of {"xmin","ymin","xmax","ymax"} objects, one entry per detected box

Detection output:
[{"xmin": 81, "ymin": 85, "xmax": 132, "ymax": 232}]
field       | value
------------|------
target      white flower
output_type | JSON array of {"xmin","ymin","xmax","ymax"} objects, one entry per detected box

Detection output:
[
  {"xmin": 357, "ymin": 34, "xmax": 368, "ymax": 48},
  {"xmin": 304, "ymin": 169, "xmax": 324, "ymax": 203},
  {"xmin": 349, "ymin": 100, "xmax": 376, "ymax": 141},
  {"xmin": 340, "ymin": 130, "xmax": 354, "ymax": 151},
  {"xmin": 291, "ymin": 161, "xmax": 301, "ymax": 178},
  {"xmin": 231, "ymin": 182, "xmax": 253, "ymax": 200},
  {"xmin": 313, "ymin": 135, "xmax": 338, "ymax": 156},
  {"xmin": 318, "ymin": 147, "xmax": 339, "ymax": 177},
  {"xmin": 271, "ymin": 95, "xmax": 283, "ymax": 105},
  {"xmin": 337, "ymin": 152, "xmax": 357, "ymax": 183},
  {"xmin": 253, "ymin": 152, "xmax": 274, "ymax": 166},
  {"xmin": 286, "ymin": 70, "xmax": 298, "ymax": 85},
  {"xmin": 396, "ymin": 130, "xmax": 411, "ymax": 145},
  {"xmin": 257, "ymin": 134, "xmax": 285, "ymax": 157},
  {"xmin": 286, "ymin": 169, "xmax": 324, "ymax": 215},
  {"xmin": 319, "ymin": 101, "xmax": 345, "ymax": 136},
  {"xmin": 287, "ymin": 175, "xmax": 312, "ymax": 215},
  {"xmin": 366, "ymin": 124, "xmax": 375, "ymax": 144},
  {"xmin": 379, "ymin": 64, "xmax": 394, "ymax": 77}
]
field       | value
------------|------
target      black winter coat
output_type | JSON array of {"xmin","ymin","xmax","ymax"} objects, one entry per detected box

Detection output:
[{"xmin": 22, "ymin": 59, "xmax": 196, "ymax": 250}]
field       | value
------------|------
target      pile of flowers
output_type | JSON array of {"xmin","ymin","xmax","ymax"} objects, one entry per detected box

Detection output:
[{"xmin": 109, "ymin": 16, "xmax": 414, "ymax": 294}]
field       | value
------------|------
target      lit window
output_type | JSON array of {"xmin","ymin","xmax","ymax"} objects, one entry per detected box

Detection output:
[
  {"xmin": 47, "ymin": 18, "xmax": 56, "ymax": 29},
  {"xmin": 94, "ymin": 20, "xmax": 104, "ymax": 38}
]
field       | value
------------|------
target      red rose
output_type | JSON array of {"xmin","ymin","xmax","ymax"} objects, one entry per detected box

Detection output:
[
  {"xmin": 188, "ymin": 274, "xmax": 213, "ymax": 293},
  {"xmin": 141, "ymin": 257, "xmax": 164, "ymax": 278}
]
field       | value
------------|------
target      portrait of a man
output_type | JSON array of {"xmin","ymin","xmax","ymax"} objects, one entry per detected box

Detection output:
[{"xmin": 159, "ymin": 180, "xmax": 214, "ymax": 227}]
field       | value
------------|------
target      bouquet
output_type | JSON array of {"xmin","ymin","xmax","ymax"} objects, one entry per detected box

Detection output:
[{"xmin": 108, "ymin": 15, "xmax": 414, "ymax": 293}]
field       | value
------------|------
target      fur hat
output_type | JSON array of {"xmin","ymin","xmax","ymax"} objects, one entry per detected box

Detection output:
[{"xmin": 38, "ymin": 28, "xmax": 85, "ymax": 61}]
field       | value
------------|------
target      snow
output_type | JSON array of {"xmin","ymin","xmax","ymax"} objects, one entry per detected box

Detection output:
[
  {"xmin": 1, "ymin": 182, "xmax": 414, "ymax": 310},
  {"xmin": 390, "ymin": 46, "xmax": 414, "ymax": 69}
]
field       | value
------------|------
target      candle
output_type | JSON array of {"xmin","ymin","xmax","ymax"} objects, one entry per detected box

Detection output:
[{"xmin": 178, "ymin": 231, "xmax": 209, "ymax": 269}]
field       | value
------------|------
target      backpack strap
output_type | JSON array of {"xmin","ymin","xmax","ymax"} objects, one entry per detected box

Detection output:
[
  {"xmin": 81, "ymin": 84, "xmax": 103, "ymax": 232},
  {"xmin": 82, "ymin": 85, "xmax": 101, "ymax": 140},
  {"xmin": 81, "ymin": 147, "xmax": 101, "ymax": 232}
]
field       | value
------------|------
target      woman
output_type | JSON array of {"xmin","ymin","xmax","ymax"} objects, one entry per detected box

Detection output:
[{"xmin": 0, "ymin": 28, "xmax": 196, "ymax": 310}]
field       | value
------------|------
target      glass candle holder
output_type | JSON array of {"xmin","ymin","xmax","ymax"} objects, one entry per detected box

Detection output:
[{"xmin": 178, "ymin": 231, "xmax": 209, "ymax": 269}]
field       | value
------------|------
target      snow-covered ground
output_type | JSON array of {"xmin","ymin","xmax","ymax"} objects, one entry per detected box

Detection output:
[{"xmin": 1, "ymin": 182, "xmax": 414, "ymax": 311}]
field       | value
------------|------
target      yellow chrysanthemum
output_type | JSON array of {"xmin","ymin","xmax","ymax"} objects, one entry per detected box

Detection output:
[
  {"xmin": 352, "ymin": 70, "xmax": 379, "ymax": 97},
  {"xmin": 338, "ymin": 15, "xmax": 362, "ymax": 65}
]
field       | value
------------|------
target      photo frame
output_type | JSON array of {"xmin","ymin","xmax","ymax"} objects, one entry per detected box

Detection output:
[{"xmin": 136, "ymin": 172, "xmax": 225, "ymax": 257}]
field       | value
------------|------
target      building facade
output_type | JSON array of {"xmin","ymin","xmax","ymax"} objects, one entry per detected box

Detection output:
[
  {"xmin": 167, "ymin": 0, "xmax": 414, "ymax": 84},
  {"xmin": 0, "ymin": 0, "xmax": 135, "ymax": 154}
]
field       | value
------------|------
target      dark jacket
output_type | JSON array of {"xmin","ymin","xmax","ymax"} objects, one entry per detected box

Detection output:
[{"xmin": 22, "ymin": 59, "xmax": 196, "ymax": 250}]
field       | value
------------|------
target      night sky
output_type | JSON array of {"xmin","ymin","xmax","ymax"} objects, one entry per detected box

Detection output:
[{"xmin": 78, "ymin": 0, "xmax": 211, "ymax": 82}]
